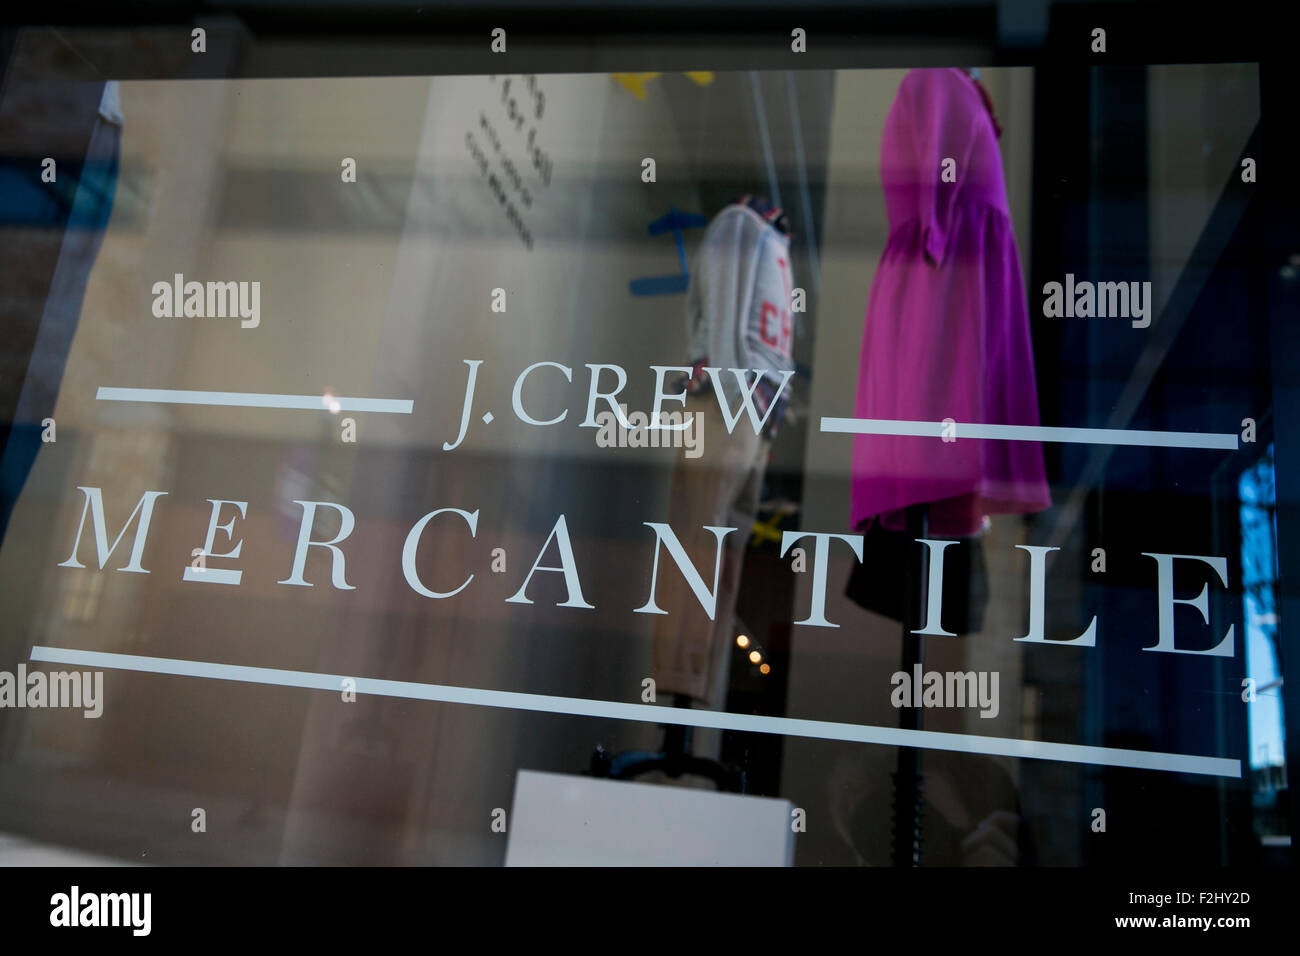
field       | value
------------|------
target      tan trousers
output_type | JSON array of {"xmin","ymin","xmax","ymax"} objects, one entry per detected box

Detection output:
[{"xmin": 651, "ymin": 392, "xmax": 770, "ymax": 707}]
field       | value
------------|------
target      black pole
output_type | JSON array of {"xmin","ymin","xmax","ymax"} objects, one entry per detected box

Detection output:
[{"xmin": 891, "ymin": 504, "xmax": 928, "ymax": 866}]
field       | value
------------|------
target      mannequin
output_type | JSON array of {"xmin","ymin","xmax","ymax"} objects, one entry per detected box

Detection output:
[
  {"xmin": 849, "ymin": 68, "xmax": 1049, "ymax": 862},
  {"xmin": 591, "ymin": 196, "xmax": 796, "ymax": 791},
  {"xmin": 849, "ymin": 68, "xmax": 1046, "ymax": 538},
  {"xmin": 650, "ymin": 194, "xmax": 795, "ymax": 711}
]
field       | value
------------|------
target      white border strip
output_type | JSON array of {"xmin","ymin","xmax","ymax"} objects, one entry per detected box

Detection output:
[
  {"xmin": 30, "ymin": 646, "xmax": 1240, "ymax": 778},
  {"xmin": 820, "ymin": 417, "xmax": 1238, "ymax": 450},
  {"xmin": 96, "ymin": 387, "xmax": 413, "ymax": 414}
]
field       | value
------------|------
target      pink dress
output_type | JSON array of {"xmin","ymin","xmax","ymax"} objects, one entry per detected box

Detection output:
[{"xmin": 850, "ymin": 68, "xmax": 1050, "ymax": 537}]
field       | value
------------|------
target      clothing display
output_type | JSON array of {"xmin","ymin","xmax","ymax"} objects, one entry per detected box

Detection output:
[
  {"xmin": 850, "ymin": 68, "xmax": 1050, "ymax": 537},
  {"xmin": 652, "ymin": 392, "xmax": 769, "ymax": 705},
  {"xmin": 844, "ymin": 522, "xmax": 989, "ymax": 634},
  {"xmin": 682, "ymin": 198, "xmax": 796, "ymax": 437},
  {"xmin": 0, "ymin": 35, "xmax": 1274, "ymax": 875},
  {"xmin": 654, "ymin": 199, "xmax": 795, "ymax": 705}
]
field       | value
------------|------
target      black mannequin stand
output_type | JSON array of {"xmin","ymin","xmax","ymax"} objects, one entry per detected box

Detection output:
[
  {"xmin": 590, "ymin": 693, "xmax": 748, "ymax": 793},
  {"xmin": 892, "ymin": 503, "xmax": 929, "ymax": 866}
]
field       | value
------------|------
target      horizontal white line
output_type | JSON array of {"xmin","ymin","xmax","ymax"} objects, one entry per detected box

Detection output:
[
  {"xmin": 96, "ymin": 387, "xmax": 413, "ymax": 414},
  {"xmin": 820, "ymin": 417, "xmax": 1238, "ymax": 450},
  {"xmin": 29, "ymin": 645, "xmax": 1240, "ymax": 778}
]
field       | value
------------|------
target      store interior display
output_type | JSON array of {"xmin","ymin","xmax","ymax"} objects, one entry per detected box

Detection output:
[{"xmin": 0, "ymin": 30, "xmax": 1286, "ymax": 869}]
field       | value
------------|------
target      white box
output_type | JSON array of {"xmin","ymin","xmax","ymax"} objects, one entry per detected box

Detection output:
[{"xmin": 504, "ymin": 769, "xmax": 795, "ymax": 866}]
